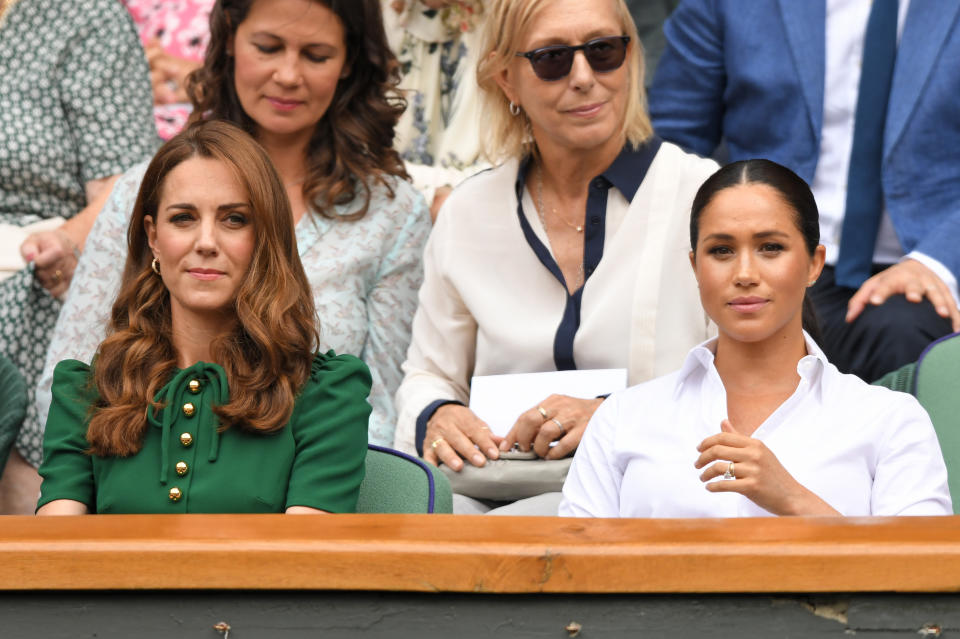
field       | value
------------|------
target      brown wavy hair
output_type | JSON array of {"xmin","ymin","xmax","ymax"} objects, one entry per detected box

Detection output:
[
  {"xmin": 87, "ymin": 121, "xmax": 320, "ymax": 457},
  {"xmin": 185, "ymin": 0, "xmax": 408, "ymax": 221}
]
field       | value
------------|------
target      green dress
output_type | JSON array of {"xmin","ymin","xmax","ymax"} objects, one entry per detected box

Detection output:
[{"xmin": 37, "ymin": 351, "xmax": 371, "ymax": 514}]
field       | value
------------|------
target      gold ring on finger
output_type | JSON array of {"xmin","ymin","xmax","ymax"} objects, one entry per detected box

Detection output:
[
  {"xmin": 550, "ymin": 417, "xmax": 565, "ymax": 436},
  {"xmin": 723, "ymin": 461, "xmax": 735, "ymax": 480},
  {"xmin": 431, "ymin": 437, "xmax": 444, "ymax": 449},
  {"xmin": 537, "ymin": 405, "xmax": 549, "ymax": 420},
  {"xmin": 53, "ymin": 269, "xmax": 62, "ymax": 284}
]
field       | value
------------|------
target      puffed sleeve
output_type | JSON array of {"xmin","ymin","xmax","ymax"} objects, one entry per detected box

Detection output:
[
  {"xmin": 871, "ymin": 394, "xmax": 953, "ymax": 516},
  {"xmin": 648, "ymin": 0, "xmax": 727, "ymax": 157},
  {"xmin": 559, "ymin": 392, "xmax": 625, "ymax": 518},
  {"xmin": 362, "ymin": 181, "xmax": 430, "ymax": 447},
  {"xmin": 60, "ymin": 0, "xmax": 157, "ymax": 182},
  {"xmin": 34, "ymin": 163, "xmax": 148, "ymax": 438},
  {"xmin": 285, "ymin": 352, "xmax": 372, "ymax": 513},
  {"xmin": 36, "ymin": 360, "xmax": 99, "ymax": 511}
]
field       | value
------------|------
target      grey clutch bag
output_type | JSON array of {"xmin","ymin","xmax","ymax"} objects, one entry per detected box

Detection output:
[{"xmin": 439, "ymin": 449, "xmax": 573, "ymax": 501}]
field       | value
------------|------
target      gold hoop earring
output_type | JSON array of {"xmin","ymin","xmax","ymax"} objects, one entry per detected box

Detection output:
[{"xmin": 151, "ymin": 258, "xmax": 161, "ymax": 275}]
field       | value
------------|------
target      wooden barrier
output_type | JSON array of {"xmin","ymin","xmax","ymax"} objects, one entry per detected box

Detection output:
[
  {"xmin": 3, "ymin": 515, "xmax": 959, "ymax": 637},
  {"xmin": 2, "ymin": 514, "xmax": 960, "ymax": 593}
]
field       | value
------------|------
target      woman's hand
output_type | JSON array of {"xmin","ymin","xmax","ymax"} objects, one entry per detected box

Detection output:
[
  {"xmin": 20, "ymin": 174, "xmax": 118, "ymax": 296},
  {"xmin": 145, "ymin": 39, "xmax": 199, "ymax": 105},
  {"xmin": 500, "ymin": 395, "xmax": 605, "ymax": 460},
  {"xmin": 20, "ymin": 228, "xmax": 80, "ymax": 297},
  {"xmin": 695, "ymin": 419, "xmax": 838, "ymax": 516},
  {"xmin": 423, "ymin": 404, "xmax": 503, "ymax": 471}
]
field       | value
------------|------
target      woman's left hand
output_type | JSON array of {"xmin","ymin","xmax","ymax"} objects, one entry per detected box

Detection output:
[
  {"xmin": 20, "ymin": 229, "xmax": 80, "ymax": 298},
  {"xmin": 500, "ymin": 395, "xmax": 605, "ymax": 460},
  {"xmin": 695, "ymin": 419, "xmax": 838, "ymax": 516}
]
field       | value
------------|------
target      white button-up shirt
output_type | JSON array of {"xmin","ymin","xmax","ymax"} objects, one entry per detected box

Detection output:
[{"xmin": 560, "ymin": 334, "xmax": 952, "ymax": 518}]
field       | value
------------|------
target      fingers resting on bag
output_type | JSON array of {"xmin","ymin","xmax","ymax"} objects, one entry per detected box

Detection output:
[
  {"xmin": 423, "ymin": 403, "xmax": 501, "ymax": 471},
  {"xmin": 504, "ymin": 395, "xmax": 606, "ymax": 458}
]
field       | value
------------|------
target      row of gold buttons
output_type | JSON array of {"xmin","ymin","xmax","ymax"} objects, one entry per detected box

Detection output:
[{"xmin": 170, "ymin": 380, "xmax": 201, "ymax": 502}]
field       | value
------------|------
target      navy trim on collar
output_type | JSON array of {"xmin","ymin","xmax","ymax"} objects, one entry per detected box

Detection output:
[
  {"xmin": 514, "ymin": 136, "xmax": 662, "ymax": 372},
  {"xmin": 601, "ymin": 136, "xmax": 662, "ymax": 202}
]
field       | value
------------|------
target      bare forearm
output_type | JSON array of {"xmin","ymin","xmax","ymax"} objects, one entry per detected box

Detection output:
[
  {"xmin": 781, "ymin": 487, "xmax": 841, "ymax": 517},
  {"xmin": 61, "ymin": 175, "xmax": 120, "ymax": 250}
]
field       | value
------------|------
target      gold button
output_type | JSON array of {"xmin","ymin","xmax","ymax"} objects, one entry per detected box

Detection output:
[
  {"xmin": 182, "ymin": 402, "xmax": 195, "ymax": 417},
  {"xmin": 180, "ymin": 432, "xmax": 193, "ymax": 447},
  {"xmin": 188, "ymin": 379, "xmax": 201, "ymax": 394},
  {"xmin": 175, "ymin": 461, "xmax": 188, "ymax": 477},
  {"xmin": 169, "ymin": 487, "xmax": 182, "ymax": 502}
]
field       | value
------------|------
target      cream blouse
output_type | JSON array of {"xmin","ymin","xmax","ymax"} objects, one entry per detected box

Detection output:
[{"xmin": 394, "ymin": 140, "xmax": 718, "ymax": 455}]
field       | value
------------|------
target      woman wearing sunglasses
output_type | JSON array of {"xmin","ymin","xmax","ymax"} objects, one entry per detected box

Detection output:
[{"xmin": 394, "ymin": 0, "xmax": 718, "ymax": 513}]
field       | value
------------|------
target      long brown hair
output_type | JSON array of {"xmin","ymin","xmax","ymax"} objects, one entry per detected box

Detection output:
[
  {"xmin": 87, "ymin": 121, "xmax": 320, "ymax": 457},
  {"xmin": 185, "ymin": 0, "xmax": 408, "ymax": 221}
]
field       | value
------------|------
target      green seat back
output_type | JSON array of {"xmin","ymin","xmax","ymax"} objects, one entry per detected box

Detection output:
[
  {"xmin": 355, "ymin": 445, "xmax": 453, "ymax": 513},
  {"xmin": 913, "ymin": 334, "xmax": 960, "ymax": 513},
  {"xmin": 874, "ymin": 334, "xmax": 960, "ymax": 513},
  {"xmin": 873, "ymin": 361, "xmax": 916, "ymax": 394},
  {"xmin": 0, "ymin": 355, "xmax": 27, "ymax": 477}
]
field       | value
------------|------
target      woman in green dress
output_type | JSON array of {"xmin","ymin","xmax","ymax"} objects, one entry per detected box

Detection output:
[{"xmin": 36, "ymin": 121, "xmax": 371, "ymax": 515}]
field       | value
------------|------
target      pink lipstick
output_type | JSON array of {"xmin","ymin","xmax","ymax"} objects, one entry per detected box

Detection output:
[
  {"xmin": 188, "ymin": 268, "xmax": 225, "ymax": 281},
  {"xmin": 267, "ymin": 97, "xmax": 302, "ymax": 111},
  {"xmin": 728, "ymin": 296, "xmax": 769, "ymax": 313}
]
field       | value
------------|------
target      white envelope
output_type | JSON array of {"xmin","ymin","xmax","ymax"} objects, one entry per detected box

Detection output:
[{"xmin": 469, "ymin": 369, "xmax": 628, "ymax": 437}]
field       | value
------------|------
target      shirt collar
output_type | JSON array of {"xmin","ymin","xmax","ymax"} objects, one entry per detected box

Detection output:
[
  {"xmin": 515, "ymin": 136, "xmax": 662, "ymax": 202},
  {"xmin": 598, "ymin": 136, "xmax": 662, "ymax": 201},
  {"xmin": 674, "ymin": 330, "xmax": 829, "ymax": 398}
]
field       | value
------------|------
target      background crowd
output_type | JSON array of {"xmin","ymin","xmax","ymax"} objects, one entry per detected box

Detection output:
[{"xmin": 0, "ymin": 0, "xmax": 955, "ymax": 517}]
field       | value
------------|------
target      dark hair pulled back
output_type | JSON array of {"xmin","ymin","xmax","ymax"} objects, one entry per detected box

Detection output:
[{"xmin": 689, "ymin": 159, "xmax": 823, "ymax": 342}]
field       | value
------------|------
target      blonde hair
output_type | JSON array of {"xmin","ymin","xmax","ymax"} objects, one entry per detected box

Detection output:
[{"xmin": 476, "ymin": 0, "xmax": 653, "ymax": 163}]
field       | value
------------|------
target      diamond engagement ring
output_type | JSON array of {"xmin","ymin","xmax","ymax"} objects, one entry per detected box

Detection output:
[{"xmin": 723, "ymin": 461, "xmax": 735, "ymax": 480}]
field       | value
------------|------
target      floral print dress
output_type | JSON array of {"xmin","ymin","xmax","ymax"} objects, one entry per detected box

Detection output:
[
  {"xmin": 122, "ymin": 0, "xmax": 215, "ymax": 139},
  {"xmin": 383, "ymin": 1, "xmax": 488, "ymax": 202},
  {"xmin": 0, "ymin": 0, "xmax": 156, "ymax": 465}
]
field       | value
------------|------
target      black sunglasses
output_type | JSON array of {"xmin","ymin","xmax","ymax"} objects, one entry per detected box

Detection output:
[{"xmin": 515, "ymin": 36, "xmax": 631, "ymax": 81}]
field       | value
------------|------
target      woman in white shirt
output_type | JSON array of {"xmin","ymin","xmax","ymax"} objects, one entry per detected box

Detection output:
[
  {"xmin": 394, "ymin": 0, "xmax": 716, "ymax": 512},
  {"xmin": 561, "ymin": 159, "xmax": 952, "ymax": 518}
]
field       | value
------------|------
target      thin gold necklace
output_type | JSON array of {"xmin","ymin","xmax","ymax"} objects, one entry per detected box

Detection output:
[
  {"xmin": 537, "ymin": 168, "xmax": 584, "ymax": 233},
  {"xmin": 533, "ymin": 167, "xmax": 585, "ymax": 289}
]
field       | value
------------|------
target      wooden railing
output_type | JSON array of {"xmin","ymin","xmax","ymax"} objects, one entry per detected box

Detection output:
[{"xmin": 2, "ymin": 514, "xmax": 959, "ymax": 593}]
